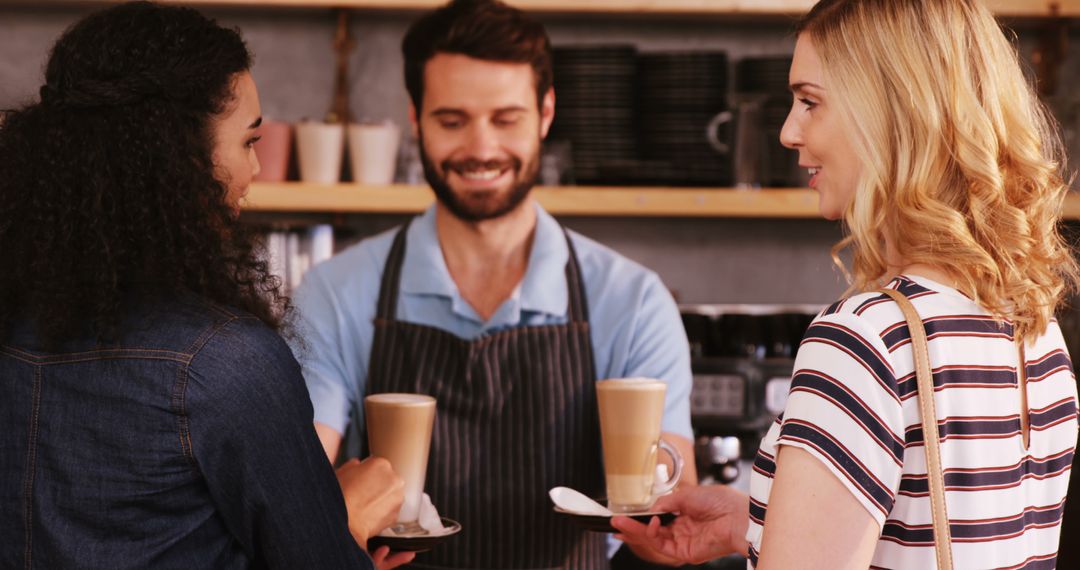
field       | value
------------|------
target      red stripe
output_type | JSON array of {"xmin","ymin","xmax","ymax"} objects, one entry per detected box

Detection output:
[{"xmin": 995, "ymin": 552, "xmax": 1058, "ymax": 570}]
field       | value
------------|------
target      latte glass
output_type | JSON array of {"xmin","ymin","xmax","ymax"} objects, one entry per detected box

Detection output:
[
  {"xmin": 596, "ymin": 378, "xmax": 683, "ymax": 513},
  {"xmin": 364, "ymin": 393, "xmax": 436, "ymax": 534}
]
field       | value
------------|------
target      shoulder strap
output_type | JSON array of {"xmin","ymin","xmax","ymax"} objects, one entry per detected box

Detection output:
[
  {"xmin": 876, "ymin": 288, "xmax": 955, "ymax": 570},
  {"xmin": 375, "ymin": 220, "xmax": 412, "ymax": 321}
]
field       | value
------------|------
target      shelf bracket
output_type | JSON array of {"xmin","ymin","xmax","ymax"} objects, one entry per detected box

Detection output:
[{"xmin": 327, "ymin": 8, "xmax": 355, "ymax": 124}]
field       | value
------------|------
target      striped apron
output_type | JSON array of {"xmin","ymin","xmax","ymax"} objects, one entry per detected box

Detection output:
[{"xmin": 362, "ymin": 221, "xmax": 608, "ymax": 569}]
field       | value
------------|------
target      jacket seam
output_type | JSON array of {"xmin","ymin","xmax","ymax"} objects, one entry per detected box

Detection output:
[
  {"xmin": 174, "ymin": 361, "xmax": 199, "ymax": 471},
  {"xmin": 0, "ymin": 346, "xmax": 190, "ymax": 365},
  {"xmin": 21, "ymin": 366, "xmax": 43, "ymax": 570},
  {"xmin": 177, "ymin": 315, "xmax": 245, "ymax": 477}
]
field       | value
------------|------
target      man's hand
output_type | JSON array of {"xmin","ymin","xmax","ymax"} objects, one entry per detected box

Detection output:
[
  {"xmin": 611, "ymin": 484, "xmax": 750, "ymax": 565},
  {"xmin": 335, "ymin": 457, "xmax": 405, "ymax": 548}
]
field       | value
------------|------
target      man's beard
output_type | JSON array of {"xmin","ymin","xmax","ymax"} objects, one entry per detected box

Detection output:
[{"xmin": 419, "ymin": 135, "xmax": 540, "ymax": 223}]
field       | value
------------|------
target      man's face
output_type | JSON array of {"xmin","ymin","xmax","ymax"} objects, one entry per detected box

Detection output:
[{"xmin": 414, "ymin": 53, "xmax": 555, "ymax": 222}]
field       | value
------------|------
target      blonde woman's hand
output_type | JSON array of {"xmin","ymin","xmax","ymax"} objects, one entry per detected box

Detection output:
[
  {"xmin": 611, "ymin": 484, "xmax": 750, "ymax": 565},
  {"xmin": 335, "ymin": 457, "xmax": 405, "ymax": 548}
]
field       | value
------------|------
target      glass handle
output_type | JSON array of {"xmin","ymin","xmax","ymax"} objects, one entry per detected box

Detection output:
[{"xmin": 652, "ymin": 439, "xmax": 684, "ymax": 496}]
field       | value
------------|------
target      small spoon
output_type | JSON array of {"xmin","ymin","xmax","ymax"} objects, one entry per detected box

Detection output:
[{"xmin": 549, "ymin": 486, "xmax": 612, "ymax": 516}]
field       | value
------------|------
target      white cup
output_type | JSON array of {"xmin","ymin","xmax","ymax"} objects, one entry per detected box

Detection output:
[
  {"xmin": 295, "ymin": 120, "xmax": 344, "ymax": 184},
  {"xmin": 347, "ymin": 121, "xmax": 401, "ymax": 185}
]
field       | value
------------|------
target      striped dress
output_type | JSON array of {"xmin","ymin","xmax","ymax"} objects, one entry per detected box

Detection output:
[{"xmin": 747, "ymin": 275, "xmax": 1078, "ymax": 569}]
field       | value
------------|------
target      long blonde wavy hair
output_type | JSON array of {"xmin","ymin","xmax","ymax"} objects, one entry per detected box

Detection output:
[{"xmin": 797, "ymin": 0, "xmax": 1079, "ymax": 341}]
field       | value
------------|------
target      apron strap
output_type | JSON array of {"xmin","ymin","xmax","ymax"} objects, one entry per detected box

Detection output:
[
  {"xmin": 375, "ymin": 219, "xmax": 412, "ymax": 322},
  {"xmin": 375, "ymin": 219, "xmax": 592, "ymax": 325},
  {"xmin": 562, "ymin": 228, "xmax": 590, "ymax": 324}
]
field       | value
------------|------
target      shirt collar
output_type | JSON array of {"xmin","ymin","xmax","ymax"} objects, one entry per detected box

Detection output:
[
  {"xmin": 397, "ymin": 203, "xmax": 570, "ymax": 319},
  {"xmin": 518, "ymin": 204, "xmax": 570, "ymax": 317}
]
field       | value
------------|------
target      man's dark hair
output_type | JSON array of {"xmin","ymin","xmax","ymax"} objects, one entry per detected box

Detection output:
[
  {"xmin": 0, "ymin": 1, "xmax": 285, "ymax": 348},
  {"xmin": 402, "ymin": 0, "xmax": 553, "ymax": 111}
]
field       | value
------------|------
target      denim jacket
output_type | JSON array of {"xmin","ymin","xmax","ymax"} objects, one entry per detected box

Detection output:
[{"xmin": 0, "ymin": 295, "xmax": 373, "ymax": 569}]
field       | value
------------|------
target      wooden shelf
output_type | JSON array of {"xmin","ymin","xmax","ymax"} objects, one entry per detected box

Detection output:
[
  {"xmin": 243, "ymin": 182, "xmax": 1080, "ymax": 219},
  {"xmin": 60, "ymin": 0, "xmax": 1079, "ymax": 18},
  {"xmin": 243, "ymin": 183, "xmax": 819, "ymax": 218}
]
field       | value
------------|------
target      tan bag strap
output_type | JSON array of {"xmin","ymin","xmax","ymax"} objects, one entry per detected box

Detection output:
[{"xmin": 877, "ymin": 288, "xmax": 955, "ymax": 570}]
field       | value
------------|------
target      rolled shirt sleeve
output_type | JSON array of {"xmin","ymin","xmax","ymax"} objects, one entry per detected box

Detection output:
[
  {"xmin": 289, "ymin": 267, "xmax": 358, "ymax": 435},
  {"xmin": 775, "ymin": 312, "xmax": 906, "ymax": 528},
  {"xmin": 619, "ymin": 272, "xmax": 694, "ymax": 440}
]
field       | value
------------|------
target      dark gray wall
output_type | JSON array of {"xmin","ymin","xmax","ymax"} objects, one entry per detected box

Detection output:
[{"xmin": 2, "ymin": 5, "xmax": 1077, "ymax": 304}]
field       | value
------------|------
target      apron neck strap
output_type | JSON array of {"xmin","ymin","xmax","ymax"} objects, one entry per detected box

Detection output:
[{"xmin": 375, "ymin": 219, "xmax": 591, "ymax": 324}]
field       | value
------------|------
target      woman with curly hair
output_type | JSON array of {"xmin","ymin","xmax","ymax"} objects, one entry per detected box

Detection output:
[
  {"xmin": 0, "ymin": 2, "xmax": 410, "ymax": 568},
  {"xmin": 615, "ymin": 0, "xmax": 1079, "ymax": 568}
]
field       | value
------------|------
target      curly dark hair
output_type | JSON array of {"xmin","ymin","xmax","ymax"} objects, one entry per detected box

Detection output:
[{"xmin": 0, "ymin": 1, "xmax": 284, "ymax": 349}]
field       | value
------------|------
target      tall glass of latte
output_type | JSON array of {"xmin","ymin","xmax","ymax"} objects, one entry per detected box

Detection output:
[
  {"xmin": 364, "ymin": 393, "xmax": 436, "ymax": 534},
  {"xmin": 596, "ymin": 378, "xmax": 683, "ymax": 513}
]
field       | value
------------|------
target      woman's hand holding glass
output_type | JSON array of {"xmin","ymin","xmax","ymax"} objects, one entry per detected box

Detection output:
[
  {"xmin": 335, "ymin": 457, "xmax": 415, "ymax": 568},
  {"xmin": 611, "ymin": 484, "xmax": 750, "ymax": 565}
]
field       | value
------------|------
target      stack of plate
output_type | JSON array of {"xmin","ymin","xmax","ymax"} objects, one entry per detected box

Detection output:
[
  {"xmin": 637, "ymin": 51, "xmax": 732, "ymax": 186},
  {"xmin": 735, "ymin": 57, "xmax": 790, "ymax": 93},
  {"xmin": 736, "ymin": 57, "xmax": 802, "ymax": 187},
  {"xmin": 551, "ymin": 46, "xmax": 639, "ymax": 184}
]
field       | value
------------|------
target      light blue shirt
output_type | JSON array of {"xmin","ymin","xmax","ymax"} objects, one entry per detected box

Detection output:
[{"xmin": 289, "ymin": 203, "xmax": 693, "ymax": 440}]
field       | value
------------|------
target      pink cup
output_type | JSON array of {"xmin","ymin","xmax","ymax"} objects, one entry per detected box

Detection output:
[{"xmin": 253, "ymin": 119, "xmax": 293, "ymax": 182}]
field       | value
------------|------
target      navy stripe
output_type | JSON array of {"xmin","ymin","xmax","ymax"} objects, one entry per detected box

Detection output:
[
  {"xmin": 883, "ymin": 316, "xmax": 1013, "ymax": 350},
  {"xmin": 904, "ymin": 401, "xmax": 1077, "ymax": 447},
  {"xmin": 1030, "ymin": 399, "xmax": 1078, "ymax": 431},
  {"xmin": 790, "ymin": 371, "xmax": 904, "ymax": 463},
  {"xmin": 749, "ymin": 498, "xmax": 767, "ymax": 524},
  {"xmin": 854, "ymin": 293, "xmax": 892, "ymax": 315},
  {"xmin": 1026, "ymin": 351, "xmax": 1073, "ymax": 382},
  {"xmin": 779, "ymin": 421, "xmax": 895, "ymax": 515},
  {"xmin": 801, "ymin": 322, "xmax": 898, "ymax": 397},
  {"xmin": 753, "ymin": 449, "xmax": 776, "ymax": 477},
  {"xmin": 896, "ymin": 365, "xmax": 1018, "ymax": 399},
  {"xmin": 820, "ymin": 298, "xmax": 846, "ymax": 317},
  {"xmin": 905, "ymin": 416, "xmax": 1021, "ymax": 446},
  {"xmin": 893, "ymin": 275, "xmax": 934, "ymax": 297},
  {"xmin": 897, "ymin": 450, "xmax": 1074, "ymax": 494},
  {"xmin": 881, "ymin": 501, "xmax": 1065, "ymax": 544}
]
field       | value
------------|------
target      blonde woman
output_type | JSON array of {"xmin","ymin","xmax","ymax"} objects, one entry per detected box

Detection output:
[{"xmin": 614, "ymin": 0, "xmax": 1079, "ymax": 568}]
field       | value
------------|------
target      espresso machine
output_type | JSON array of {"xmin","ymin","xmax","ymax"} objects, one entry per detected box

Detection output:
[
  {"xmin": 680, "ymin": 304, "xmax": 821, "ymax": 488},
  {"xmin": 611, "ymin": 304, "xmax": 821, "ymax": 570}
]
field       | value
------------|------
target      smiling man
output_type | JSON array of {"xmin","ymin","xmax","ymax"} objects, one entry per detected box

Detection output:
[{"xmin": 289, "ymin": 1, "xmax": 695, "ymax": 567}]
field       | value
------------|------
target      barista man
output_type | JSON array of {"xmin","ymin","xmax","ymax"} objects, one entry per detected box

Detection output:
[{"xmin": 290, "ymin": 1, "xmax": 696, "ymax": 567}]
